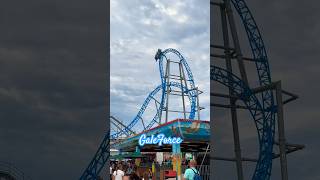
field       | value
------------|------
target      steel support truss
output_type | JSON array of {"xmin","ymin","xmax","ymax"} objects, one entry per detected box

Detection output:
[
  {"xmin": 211, "ymin": 0, "xmax": 304, "ymax": 180},
  {"xmin": 80, "ymin": 49, "xmax": 203, "ymax": 179}
]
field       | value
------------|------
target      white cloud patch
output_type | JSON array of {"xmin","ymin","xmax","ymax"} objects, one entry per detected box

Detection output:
[{"xmin": 110, "ymin": 0, "xmax": 210, "ymax": 128}]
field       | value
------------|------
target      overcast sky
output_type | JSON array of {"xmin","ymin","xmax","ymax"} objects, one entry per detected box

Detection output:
[
  {"xmin": 0, "ymin": 0, "xmax": 319, "ymax": 179},
  {"xmin": 110, "ymin": 0, "xmax": 210, "ymax": 131},
  {"xmin": 212, "ymin": 0, "xmax": 320, "ymax": 179},
  {"xmin": 0, "ymin": 0, "xmax": 107, "ymax": 179}
]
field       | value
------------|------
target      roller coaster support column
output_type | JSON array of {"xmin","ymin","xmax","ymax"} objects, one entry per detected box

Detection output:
[
  {"xmin": 165, "ymin": 59, "xmax": 171, "ymax": 123},
  {"xmin": 172, "ymin": 143, "xmax": 182, "ymax": 180},
  {"xmin": 251, "ymin": 81, "xmax": 302, "ymax": 180},
  {"xmin": 275, "ymin": 81, "xmax": 288, "ymax": 180},
  {"xmin": 161, "ymin": 56, "xmax": 194, "ymax": 123},
  {"xmin": 179, "ymin": 62, "xmax": 187, "ymax": 120},
  {"xmin": 224, "ymin": 0, "xmax": 248, "ymax": 85},
  {"xmin": 220, "ymin": 2, "xmax": 244, "ymax": 180}
]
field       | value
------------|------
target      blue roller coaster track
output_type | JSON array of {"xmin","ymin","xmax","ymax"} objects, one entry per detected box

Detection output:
[
  {"xmin": 212, "ymin": 0, "xmax": 275, "ymax": 179},
  {"xmin": 80, "ymin": 48, "xmax": 199, "ymax": 179},
  {"xmin": 109, "ymin": 48, "xmax": 198, "ymax": 139},
  {"xmin": 234, "ymin": 0, "xmax": 275, "ymax": 179},
  {"xmin": 80, "ymin": 0, "xmax": 276, "ymax": 179}
]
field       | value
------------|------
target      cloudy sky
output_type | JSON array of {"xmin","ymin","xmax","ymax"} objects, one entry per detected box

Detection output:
[
  {"xmin": 0, "ymin": 0, "xmax": 319, "ymax": 179},
  {"xmin": 110, "ymin": 0, "xmax": 210, "ymax": 130},
  {"xmin": 0, "ymin": 0, "xmax": 107, "ymax": 179},
  {"xmin": 212, "ymin": 0, "xmax": 320, "ymax": 179}
]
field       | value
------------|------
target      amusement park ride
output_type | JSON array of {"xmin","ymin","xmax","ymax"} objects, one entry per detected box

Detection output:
[
  {"xmin": 79, "ymin": 0, "xmax": 304, "ymax": 180},
  {"xmin": 80, "ymin": 48, "xmax": 205, "ymax": 179},
  {"xmin": 210, "ymin": 0, "xmax": 304, "ymax": 180}
]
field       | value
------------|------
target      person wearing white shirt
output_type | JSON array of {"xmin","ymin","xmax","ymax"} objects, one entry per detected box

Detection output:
[
  {"xmin": 113, "ymin": 164, "xmax": 125, "ymax": 180},
  {"xmin": 110, "ymin": 166, "xmax": 113, "ymax": 179}
]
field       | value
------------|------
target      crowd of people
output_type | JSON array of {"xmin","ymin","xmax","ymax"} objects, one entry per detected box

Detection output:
[
  {"xmin": 110, "ymin": 161, "xmax": 153, "ymax": 180},
  {"xmin": 108, "ymin": 159, "xmax": 201, "ymax": 180}
]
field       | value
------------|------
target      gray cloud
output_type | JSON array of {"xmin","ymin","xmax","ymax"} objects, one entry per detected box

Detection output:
[
  {"xmin": 110, "ymin": 0, "xmax": 210, "ymax": 131},
  {"xmin": 0, "ymin": 0, "xmax": 107, "ymax": 179},
  {"xmin": 211, "ymin": 0, "xmax": 320, "ymax": 179},
  {"xmin": 0, "ymin": 0, "xmax": 319, "ymax": 179}
]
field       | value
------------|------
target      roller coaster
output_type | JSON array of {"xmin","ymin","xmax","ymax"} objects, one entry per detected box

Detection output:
[
  {"xmin": 80, "ymin": 48, "xmax": 202, "ymax": 179},
  {"xmin": 110, "ymin": 48, "xmax": 200, "ymax": 139},
  {"xmin": 80, "ymin": 0, "xmax": 304, "ymax": 179},
  {"xmin": 211, "ymin": 0, "xmax": 303, "ymax": 180}
]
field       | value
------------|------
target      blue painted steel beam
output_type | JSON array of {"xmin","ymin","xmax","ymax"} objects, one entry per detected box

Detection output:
[
  {"xmin": 79, "ymin": 135, "xmax": 110, "ymax": 180},
  {"xmin": 231, "ymin": 1, "xmax": 275, "ymax": 179},
  {"xmin": 211, "ymin": 0, "xmax": 276, "ymax": 179},
  {"xmin": 81, "ymin": 0, "xmax": 277, "ymax": 177},
  {"xmin": 80, "ymin": 49, "xmax": 199, "ymax": 179}
]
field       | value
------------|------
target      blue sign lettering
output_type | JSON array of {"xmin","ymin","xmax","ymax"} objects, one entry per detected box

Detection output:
[{"xmin": 138, "ymin": 133, "xmax": 183, "ymax": 146}]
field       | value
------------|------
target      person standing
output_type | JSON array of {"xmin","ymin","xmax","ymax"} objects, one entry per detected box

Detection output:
[
  {"xmin": 182, "ymin": 160, "xmax": 200, "ymax": 180},
  {"xmin": 110, "ymin": 165, "xmax": 114, "ymax": 180},
  {"xmin": 113, "ymin": 164, "xmax": 125, "ymax": 180},
  {"xmin": 129, "ymin": 166, "xmax": 141, "ymax": 180},
  {"xmin": 126, "ymin": 163, "xmax": 133, "ymax": 175}
]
